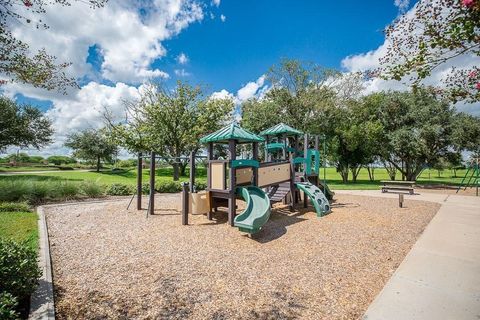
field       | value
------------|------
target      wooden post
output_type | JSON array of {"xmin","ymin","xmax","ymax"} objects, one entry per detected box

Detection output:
[
  {"xmin": 189, "ymin": 151, "xmax": 195, "ymax": 193},
  {"xmin": 207, "ymin": 143, "xmax": 213, "ymax": 220},
  {"xmin": 148, "ymin": 152, "xmax": 155, "ymax": 215},
  {"xmin": 252, "ymin": 142, "xmax": 259, "ymax": 186},
  {"xmin": 282, "ymin": 134, "xmax": 287, "ymax": 160},
  {"xmin": 182, "ymin": 182, "xmax": 189, "ymax": 225},
  {"xmin": 137, "ymin": 152, "xmax": 142, "ymax": 210},
  {"xmin": 315, "ymin": 135, "xmax": 319, "ymax": 152},
  {"xmin": 228, "ymin": 140, "xmax": 237, "ymax": 226},
  {"xmin": 399, "ymin": 193, "xmax": 404, "ymax": 208}
]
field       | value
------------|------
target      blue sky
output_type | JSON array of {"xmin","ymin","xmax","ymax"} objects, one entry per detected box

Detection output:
[
  {"xmin": 11, "ymin": 0, "xmax": 480, "ymax": 156},
  {"xmin": 14, "ymin": 0, "xmax": 411, "ymax": 111},
  {"xmin": 146, "ymin": 1, "xmax": 408, "ymax": 93}
]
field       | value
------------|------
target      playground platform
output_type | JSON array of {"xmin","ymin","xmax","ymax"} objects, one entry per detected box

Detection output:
[{"xmin": 335, "ymin": 190, "xmax": 480, "ymax": 320}]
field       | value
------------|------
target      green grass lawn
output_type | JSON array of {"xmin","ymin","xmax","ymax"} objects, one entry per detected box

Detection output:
[
  {"xmin": 0, "ymin": 165, "xmax": 62, "ymax": 172},
  {"xmin": 0, "ymin": 211, "xmax": 38, "ymax": 250},
  {"xmin": 0, "ymin": 167, "xmax": 208, "ymax": 185},
  {"xmin": 0, "ymin": 165, "xmax": 468, "ymax": 190}
]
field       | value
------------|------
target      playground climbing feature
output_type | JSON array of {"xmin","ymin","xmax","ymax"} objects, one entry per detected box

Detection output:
[{"xmin": 178, "ymin": 122, "xmax": 334, "ymax": 234}]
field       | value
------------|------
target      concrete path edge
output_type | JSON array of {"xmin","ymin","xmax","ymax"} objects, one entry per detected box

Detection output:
[{"xmin": 29, "ymin": 206, "xmax": 55, "ymax": 320}]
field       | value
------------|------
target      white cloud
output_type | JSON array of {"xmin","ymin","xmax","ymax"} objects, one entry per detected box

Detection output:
[
  {"xmin": 210, "ymin": 89, "xmax": 234, "ymax": 101},
  {"xmin": 212, "ymin": 0, "xmax": 221, "ymax": 7},
  {"xmin": 236, "ymin": 75, "xmax": 266, "ymax": 103},
  {"xmin": 2, "ymin": 82, "xmax": 144, "ymax": 157},
  {"xmin": 394, "ymin": 0, "xmax": 410, "ymax": 12},
  {"xmin": 220, "ymin": 14, "xmax": 226, "ymax": 22},
  {"xmin": 341, "ymin": 6, "xmax": 480, "ymax": 116},
  {"xmin": 177, "ymin": 52, "xmax": 189, "ymax": 65},
  {"xmin": 9, "ymin": 0, "xmax": 204, "ymax": 84},
  {"xmin": 174, "ymin": 69, "xmax": 191, "ymax": 77}
]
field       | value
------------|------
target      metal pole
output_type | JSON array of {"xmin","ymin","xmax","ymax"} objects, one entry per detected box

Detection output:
[
  {"xmin": 148, "ymin": 152, "xmax": 155, "ymax": 215},
  {"xmin": 252, "ymin": 142, "xmax": 258, "ymax": 186},
  {"xmin": 137, "ymin": 152, "xmax": 142, "ymax": 210},
  {"xmin": 189, "ymin": 151, "xmax": 195, "ymax": 193},
  {"xmin": 228, "ymin": 140, "xmax": 236, "ymax": 227},
  {"xmin": 181, "ymin": 182, "xmax": 189, "ymax": 225},
  {"xmin": 323, "ymin": 134, "xmax": 326, "ymax": 189},
  {"xmin": 207, "ymin": 143, "xmax": 213, "ymax": 220}
]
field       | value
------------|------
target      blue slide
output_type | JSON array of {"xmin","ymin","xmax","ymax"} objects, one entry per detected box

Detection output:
[{"xmin": 234, "ymin": 186, "xmax": 271, "ymax": 234}]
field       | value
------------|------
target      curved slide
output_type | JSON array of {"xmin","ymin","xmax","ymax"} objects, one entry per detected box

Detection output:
[
  {"xmin": 234, "ymin": 186, "xmax": 271, "ymax": 234},
  {"xmin": 295, "ymin": 182, "xmax": 331, "ymax": 217}
]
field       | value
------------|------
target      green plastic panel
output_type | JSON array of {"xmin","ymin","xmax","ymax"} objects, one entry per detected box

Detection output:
[{"xmin": 230, "ymin": 159, "xmax": 260, "ymax": 168}]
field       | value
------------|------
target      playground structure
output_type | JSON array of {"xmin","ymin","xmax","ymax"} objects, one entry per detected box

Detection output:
[
  {"xmin": 456, "ymin": 157, "xmax": 479, "ymax": 196},
  {"xmin": 179, "ymin": 122, "xmax": 333, "ymax": 234}
]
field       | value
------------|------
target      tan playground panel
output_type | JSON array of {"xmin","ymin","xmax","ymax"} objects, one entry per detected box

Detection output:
[
  {"xmin": 258, "ymin": 163, "xmax": 291, "ymax": 187},
  {"xmin": 236, "ymin": 167, "xmax": 253, "ymax": 184},
  {"xmin": 210, "ymin": 162, "xmax": 225, "ymax": 190},
  {"xmin": 189, "ymin": 191, "xmax": 209, "ymax": 214}
]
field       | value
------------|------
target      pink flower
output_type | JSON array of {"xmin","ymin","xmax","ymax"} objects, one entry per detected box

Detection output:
[
  {"xmin": 476, "ymin": 82, "xmax": 480, "ymax": 90},
  {"xmin": 23, "ymin": 0, "xmax": 32, "ymax": 7},
  {"xmin": 469, "ymin": 70, "xmax": 478, "ymax": 78},
  {"xmin": 462, "ymin": 0, "xmax": 475, "ymax": 7}
]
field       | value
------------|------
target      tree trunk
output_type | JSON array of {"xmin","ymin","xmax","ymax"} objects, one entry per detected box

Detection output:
[
  {"xmin": 337, "ymin": 165, "xmax": 349, "ymax": 183},
  {"xmin": 173, "ymin": 163, "xmax": 179, "ymax": 181},
  {"xmin": 367, "ymin": 166, "xmax": 375, "ymax": 181},
  {"xmin": 179, "ymin": 162, "xmax": 188, "ymax": 177},
  {"xmin": 96, "ymin": 156, "xmax": 101, "ymax": 172},
  {"xmin": 350, "ymin": 166, "xmax": 361, "ymax": 183},
  {"xmin": 383, "ymin": 161, "xmax": 397, "ymax": 180}
]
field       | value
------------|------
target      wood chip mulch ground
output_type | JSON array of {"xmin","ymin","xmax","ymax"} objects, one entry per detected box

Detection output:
[{"xmin": 45, "ymin": 193, "xmax": 440, "ymax": 320}]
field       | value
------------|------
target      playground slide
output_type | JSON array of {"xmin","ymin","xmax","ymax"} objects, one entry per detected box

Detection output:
[
  {"xmin": 318, "ymin": 181, "xmax": 335, "ymax": 200},
  {"xmin": 295, "ymin": 182, "xmax": 331, "ymax": 217},
  {"xmin": 234, "ymin": 186, "xmax": 271, "ymax": 234}
]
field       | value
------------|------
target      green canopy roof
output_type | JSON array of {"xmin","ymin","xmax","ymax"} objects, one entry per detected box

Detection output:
[
  {"xmin": 199, "ymin": 123, "xmax": 265, "ymax": 144},
  {"xmin": 259, "ymin": 123, "xmax": 303, "ymax": 136}
]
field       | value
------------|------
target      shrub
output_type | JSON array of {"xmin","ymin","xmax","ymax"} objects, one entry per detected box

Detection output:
[
  {"xmin": 57, "ymin": 166, "xmax": 74, "ymax": 170},
  {"xmin": 0, "ymin": 292, "xmax": 18, "ymax": 320},
  {"xmin": 80, "ymin": 181, "xmax": 105, "ymax": 198},
  {"xmin": 194, "ymin": 181, "xmax": 207, "ymax": 191},
  {"xmin": 0, "ymin": 239, "xmax": 41, "ymax": 299},
  {"xmin": 106, "ymin": 183, "xmax": 134, "ymax": 196},
  {"xmin": 0, "ymin": 202, "xmax": 30, "ymax": 213},
  {"xmin": 116, "ymin": 159, "xmax": 137, "ymax": 168},
  {"xmin": 155, "ymin": 181, "xmax": 182, "ymax": 193},
  {"xmin": 0, "ymin": 180, "xmax": 83, "ymax": 204}
]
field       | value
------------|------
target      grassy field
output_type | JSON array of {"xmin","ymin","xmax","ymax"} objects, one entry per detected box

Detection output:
[
  {"xmin": 0, "ymin": 211, "xmax": 38, "ymax": 249},
  {"xmin": 0, "ymin": 166, "xmax": 469, "ymax": 190},
  {"xmin": 0, "ymin": 165, "xmax": 62, "ymax": 172}
]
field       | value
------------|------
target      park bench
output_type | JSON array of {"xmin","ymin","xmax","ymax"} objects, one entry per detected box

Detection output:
[{"xmin": 381, "ymin": 180, "xmax": 415, "ymax": 195}]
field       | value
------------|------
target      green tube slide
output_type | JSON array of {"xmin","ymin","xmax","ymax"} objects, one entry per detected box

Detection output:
[
  {"xmin": 295, "ymin": 182, "xmax": 331, "ymax": 217},
  {"xmin": 234, "ymin": 186, "xmax": 271, "ymax": 234}
]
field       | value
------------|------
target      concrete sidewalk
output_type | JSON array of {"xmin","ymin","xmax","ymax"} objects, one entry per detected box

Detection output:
[{"xmin": 335, "ymin": 190, "xmax": 480, "ymax": 320}]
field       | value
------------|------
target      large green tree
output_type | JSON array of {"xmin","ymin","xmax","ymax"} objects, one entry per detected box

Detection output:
[
  {"xmin": 366, "ymin": 88, "xmax": 466, "ymax": 181},
  {"xmin": 379, "ymin": 0, "xmax": 480, "ymax": 103},
  {"xmin": 107, "ymin": 81, "xmax": 234, "ymax": 180},
  {"xmin": 0, "ymin": 0, "xmax": 107, "ymax": 92},
  {"xmin": 0, "ymin": 96, "xmax": 53, "ymax": 152},
  {"xmin": 64, "ymin": 128, "xmax": 117, "ymax": 172}
]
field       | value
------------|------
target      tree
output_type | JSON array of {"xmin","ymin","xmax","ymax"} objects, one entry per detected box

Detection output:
[
  {"xmin": 0, "ymin": 0, "xmax": 107, "ymax": 92},
  {"xmin": 64, "ymin": 128, "xmax": 117, "ymax": 172},
  {"xmin": 378, "ymin": 0, "xmax": 480, "ymax": 103},
  {"xmin": 0, "ymin": 96, "xmax": 53, "ymax": 152},
  {"xmin": 370, "ymin": 88, "xmax": 463, "ymax": 181},
  {"xmin": 106, "ymin": 81, "xmax": 234, "ymax": 180},
  {"xmin": 47, "ymin": 155, "xmax": 76, "ymax": 165}
]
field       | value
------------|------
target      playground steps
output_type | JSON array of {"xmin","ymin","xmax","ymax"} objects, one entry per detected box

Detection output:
[{"xmin": 269, "ymin": 182, "xmax": 291, "ymax": 202}]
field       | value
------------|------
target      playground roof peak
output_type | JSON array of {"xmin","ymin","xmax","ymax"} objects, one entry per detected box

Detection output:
[
  {"xmin": 259, "ymin": 123, "xmax": 303, "ymax": 136},
  {"xmin": 199, "ymin": 122, "xmax": 265, "ymax": 144}
]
